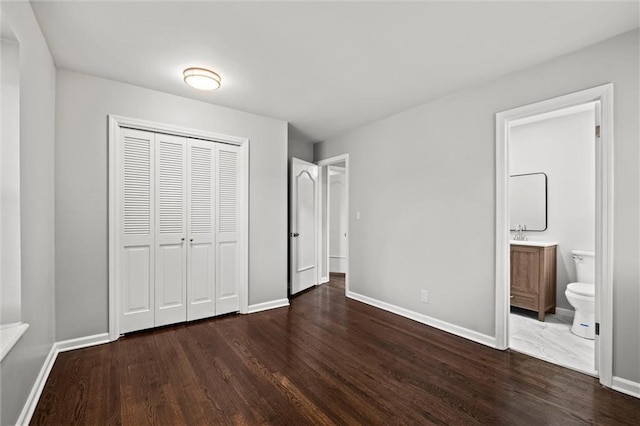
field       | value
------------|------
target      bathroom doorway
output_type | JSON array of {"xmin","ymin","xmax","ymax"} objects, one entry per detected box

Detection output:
[
  {"xmin": 495, "ymin": 85, "xmax": 614, "ymax": 387},
  {"xmin": 508, "ymin": 102, "xmax": 597, "ymax": 375},
  {"xmin": 317, "ymin": 154, "xmax": 350, "ymax": 295}
]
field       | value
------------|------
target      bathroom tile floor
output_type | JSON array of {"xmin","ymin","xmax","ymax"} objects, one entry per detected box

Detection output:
[{"xmin": 510, "ymin": 308, "xmax": 596, "ymax": 376}]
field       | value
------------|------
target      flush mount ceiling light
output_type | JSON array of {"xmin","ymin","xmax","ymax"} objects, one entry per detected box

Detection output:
[{"xmin": 183, "ymin": 67, "xmax": 221, "ymax": 91}]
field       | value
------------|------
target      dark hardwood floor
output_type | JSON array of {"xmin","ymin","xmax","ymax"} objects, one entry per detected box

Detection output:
[{"xmin": 32, "ymin": 275, "xmax": 639, "ymax": 425}]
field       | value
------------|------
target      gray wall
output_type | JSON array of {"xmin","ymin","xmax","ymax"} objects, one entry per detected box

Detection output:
[
  {"xmin": 0, "ymin": 3, "xmax": 57, "ymax": 425},
  {"xmin": 288, "ymin": 138, "xmax": 314, "ymax": 162},
  {"xmin": 55, "ymin": 69, "xmax": 288, "ymax": 341},
  {"xmin": 315, "ymin": 30, "xmax": 639, "ymax": 382}
]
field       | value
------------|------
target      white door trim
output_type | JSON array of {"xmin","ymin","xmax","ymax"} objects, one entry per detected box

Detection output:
[
  {"xmin": 316, "ymin": 154, "xmax": 350, "ymax": 295},
  {"xmin": 108, "ymin": 115, "xmax": 250, "ymax": 342},
  {"xmin": 495, "ymin": 84, "xmax": 614, "ymax": 387}
]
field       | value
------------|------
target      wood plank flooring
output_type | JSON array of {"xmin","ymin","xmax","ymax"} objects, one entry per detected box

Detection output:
[{"xmin": 31, "ymin": 276, "xmax": 640, "ymax": 425}]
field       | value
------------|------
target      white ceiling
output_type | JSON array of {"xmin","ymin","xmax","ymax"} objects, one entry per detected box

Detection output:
[{"xmin": 31, "ymin": 1, "xmax": 639, "ymax": 143}]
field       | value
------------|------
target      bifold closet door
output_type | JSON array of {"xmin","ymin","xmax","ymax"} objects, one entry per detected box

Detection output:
[
  {"xmin": 186, "ymin": 139, "xmax": 217, "ymax": 321},
  {"xmin": 120, "ymin": 128, "xmax": 156, "ymax": 334},
  {"xmin": 154, "ymin": 134, "xmax": 187, "ymax": 326},
  {"xmin": 118, "ymin": 128, "xmax": 243, "ymax": 332},
  {"xmin": 216, "ymin": 144, "xmax": 241, "ymax": 314}
]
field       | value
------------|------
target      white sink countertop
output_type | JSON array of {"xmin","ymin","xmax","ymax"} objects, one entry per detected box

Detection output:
[{"xmin": 510, "ymin": 240, "xmax": 558, "ymax": 247}]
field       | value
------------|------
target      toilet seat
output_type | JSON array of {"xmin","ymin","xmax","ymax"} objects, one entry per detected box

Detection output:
[{"xmin": 567, "ymin": 282, "xmax": 595, "ymax": 297}]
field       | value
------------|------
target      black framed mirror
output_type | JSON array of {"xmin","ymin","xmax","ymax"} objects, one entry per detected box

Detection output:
[{"xmin": 509, "ymin": 172, "xmax": 547, "ymax": 231}]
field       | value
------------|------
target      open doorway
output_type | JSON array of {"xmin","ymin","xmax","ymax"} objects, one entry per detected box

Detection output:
[
  {"xmin": 495, "ymin": 84, "xmax": 614, "ymax": 387},
  {"xmin": 317, "ymin": 155, "xmax": 350, "ymax": 295},
  {"xmin": 508, "ymin": 102, "xmax": 597, "ymax": 376}
]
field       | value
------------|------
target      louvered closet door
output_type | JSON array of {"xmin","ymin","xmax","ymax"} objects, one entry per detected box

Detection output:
[
  {"xmin": 216, "ymin": 143, "xmax": 241, "ymax": 314},
  {"xmin": 186, "ymin": 139, "xmax": 216, "ymax": 321},
  {"xmin": 154, "ymin": 134, "xmax": 187, "ymax": 326},
  {"xmin": 120, "ymin": 128, "xmax": 155, "ymax": 333}
]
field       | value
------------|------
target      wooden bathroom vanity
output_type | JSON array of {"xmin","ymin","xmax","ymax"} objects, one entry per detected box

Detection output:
[{"xmin": 510, "ymin": 241, "xmax": 557, "ymax": 321}]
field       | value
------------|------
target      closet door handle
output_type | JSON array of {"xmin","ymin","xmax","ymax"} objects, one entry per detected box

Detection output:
[
  {"xmin": 190, "ymin": 238, "xmax": 194, "ymax": 242},
  {"xmin": 181, "ymin": 238, "xmax": 185, "ymax": 241}
]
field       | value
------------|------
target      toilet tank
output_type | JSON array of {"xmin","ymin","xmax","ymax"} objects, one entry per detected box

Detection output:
[{"xmin": 572, "ymin": 250, "xmax": 595, "ymax": 284}]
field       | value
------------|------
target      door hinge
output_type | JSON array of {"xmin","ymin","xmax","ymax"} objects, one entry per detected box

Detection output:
[
  {"xmin": 595, "ymin": 322, "xmax": 600, "ymax": 336},
  {"xmin": 595, "ymin": 125, "xmax": 601, "ymax": 138}
]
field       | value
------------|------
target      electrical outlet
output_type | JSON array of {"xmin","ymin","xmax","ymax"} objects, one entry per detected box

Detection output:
[
  {"xmin": 356, "ymin": 211, "xmax": 361, "ymax": 220},
  {"xmin": 420, "ymin": 289, "xmax": 429, "ymax": 303}
]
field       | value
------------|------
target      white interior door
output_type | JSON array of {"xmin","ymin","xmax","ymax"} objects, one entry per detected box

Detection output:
[
  {"xmin": 290, "ymin": 158, "xmax": 319, "ymax": 294},
  {"xmin": 216, "ymin": 143, "xmax": 241, "ymax": 314},
  {"xmin": 154, "ymin": 133, "xmax": 187, "ymax": 326},
  {"xmin": 119, "ymin": 128, "xmax": 155, "ymax": 333},
  {"xmin": 186, "ymin": 138, "xmax": 217, "ymax": 321}
]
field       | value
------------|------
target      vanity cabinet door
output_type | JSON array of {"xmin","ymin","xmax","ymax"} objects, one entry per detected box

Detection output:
[
  {"xmin": 510, "ymin": 244, "xmax": 557, "ymax": 320},
  {"xmin": 510, "ymin": 245, "xmax": 540, "ymax": 311}
]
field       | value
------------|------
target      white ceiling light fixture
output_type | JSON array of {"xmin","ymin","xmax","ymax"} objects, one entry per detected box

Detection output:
[{"xmin": 183, "ymin": 67, "xmax": 221, "ymax": 90}]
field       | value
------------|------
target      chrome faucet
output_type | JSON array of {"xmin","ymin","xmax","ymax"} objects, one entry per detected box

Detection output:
[{"xmin": 514, "ymin": 224, "xmax": 528, "ymax": 241}]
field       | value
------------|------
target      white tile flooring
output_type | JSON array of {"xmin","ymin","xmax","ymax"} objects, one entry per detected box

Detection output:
[{"xmin": 509, "ymin": 308, "xmax": 597, "ymax": 376}]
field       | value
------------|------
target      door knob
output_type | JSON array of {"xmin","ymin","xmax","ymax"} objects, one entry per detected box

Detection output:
[
  {"xmin": 181, "ymin": 238, "xmax": 185, "ymax": 241},
  {"xmin": 190, "ymin": 238, "xmax": 194, "ymax": 242},
  {"xmin": 293, "ymin": 233, "xmax": 299, "ymax": 237}
]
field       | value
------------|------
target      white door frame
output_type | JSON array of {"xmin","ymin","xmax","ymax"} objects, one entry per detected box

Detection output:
[
  {"xmin": 316, "ymin": 154, "xmax": 350, "ymax": 294},
  {"xmin": 495, "ymin": 84, "xmax": 614, "ymax": 387},
  {"xmin": 108, "ymin": 115, "xmax": 249, "ymax": 342}
]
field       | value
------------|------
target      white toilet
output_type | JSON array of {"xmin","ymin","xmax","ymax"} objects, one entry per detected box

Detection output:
[{"xmin": 565, "ymin": 250, "xmax": 595, "ymax": 339}]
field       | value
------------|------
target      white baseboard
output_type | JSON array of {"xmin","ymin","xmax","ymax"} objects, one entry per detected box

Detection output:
[
  {"xmin": 16, "ymin": 333, "xmax": 110, "ymax": 425},
  {"xmin": 612, "ymin": 376, "xmax": 640, "ymax": 399},
  {"xmin": 346, "ymin": 291, "xmax": 497, "ymax": 348},
  {"xmin": 16, "ymin": 344, "xmax": 57, "ymax": 426},
  {"xmin": 56, "ymin": 332, "xmax": 110, "ymax": 353},
  {"xmin": 555, "ymin": 307, "xmax": 575, "ymax": 319},
  {"xmin": 319, "ymin": 277, "xmax": 330, "ymax": 284},
  {"xmin": 247, "ymin": 298, "xmax": 290, "ymax": 314}
]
